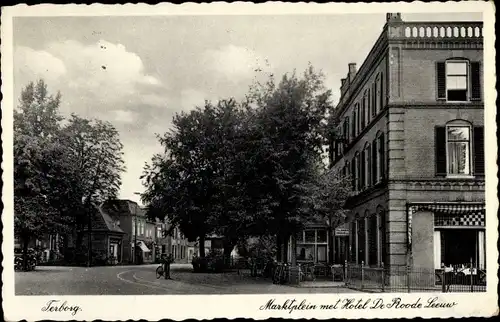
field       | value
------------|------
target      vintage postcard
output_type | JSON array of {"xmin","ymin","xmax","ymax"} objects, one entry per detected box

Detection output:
[{"xmin": 1, "ymin": 2, "xmax": 497, "ymax": 320}]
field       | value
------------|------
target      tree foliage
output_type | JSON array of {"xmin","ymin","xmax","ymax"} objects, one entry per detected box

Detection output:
[
  {"xmin": 14, "ymin": 79, "xmax": 125, "ymax": 259},
  {"xmin": 142, "ymin": 65, "xmax": 350, "ymax": 261}
]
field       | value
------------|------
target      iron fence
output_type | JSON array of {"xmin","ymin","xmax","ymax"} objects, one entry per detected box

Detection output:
[{"xmin": 344, "ymin": 261, "xmax": 486, "ymax": 293}]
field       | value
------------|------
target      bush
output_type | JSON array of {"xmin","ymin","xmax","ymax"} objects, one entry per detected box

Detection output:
[{"xmin": 191, "ymin": 249, "xmax": 226, "ymax": 273}]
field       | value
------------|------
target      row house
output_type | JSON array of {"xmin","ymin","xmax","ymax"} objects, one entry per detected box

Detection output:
[{"xmin": 329, "ymin": 13, "xmax": 485, "ymax": 276}]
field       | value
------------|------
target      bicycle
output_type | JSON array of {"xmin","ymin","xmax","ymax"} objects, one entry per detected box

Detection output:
[{"xmin": 156, "ymin": 264, "xmax": 164, "ymax": 279}]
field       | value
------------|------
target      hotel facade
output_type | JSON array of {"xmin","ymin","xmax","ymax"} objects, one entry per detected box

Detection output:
[{"xmin": 329, "ymin": 13, "xmax": 485, "ymax": 273}]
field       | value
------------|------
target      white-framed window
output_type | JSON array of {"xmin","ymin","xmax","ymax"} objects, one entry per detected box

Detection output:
[
  {"xmin": 446, "ymin": 122, "xmax": 472, "ymax": 176},
  {"xmin": 446, "ymin": 60, "xmax": 468, "ymax": 102},
  {"xmin": 132, "ymin": 221, "xmax": 135, "ymax": 236}
]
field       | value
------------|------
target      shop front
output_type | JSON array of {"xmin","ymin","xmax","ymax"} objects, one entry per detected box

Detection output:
[{"xmin": 408, "ymin": 202, "xmax": 486, "ymax": 271}]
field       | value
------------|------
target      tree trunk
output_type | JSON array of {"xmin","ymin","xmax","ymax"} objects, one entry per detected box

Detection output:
[
  {"xmin": 87, "ymin": 210, "xmax": 92, "ymax": 267},
  {"xmin": 199, "ymin": 235, "xmax": 206, "ymax": 258},
  {"xmin": 223, "ymin": 243, "xmax": 234, "ymax": 268},
  {"xmin": 276, "ymin": 233, "xmax": 282, "ymax": 262},
  {"xmin": 329, "ymin": 227, "xmax": 335, "ymax": 265},
  {"xmin": 290, "ymin": 233, "xmax": 297, "ymax": 266},
  {"xmin": 282, "ymin": 233, "xmax": 289, "ymax": 263},
  {"xmin": 22, "ymin": 234, "xmax": 30, "ymax": 271}
]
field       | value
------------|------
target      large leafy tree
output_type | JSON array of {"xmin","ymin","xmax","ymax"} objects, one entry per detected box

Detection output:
[
  {"xmin": 242, "ymin": 65, "xmax": 333, "ymax": 261},
  {"xmin": 60, "ymin": 114, "xmax": 125, "ymax": 253},
  {"xmin": 14, "ymin": 80, "xmax": 76, "ymax": 269}
]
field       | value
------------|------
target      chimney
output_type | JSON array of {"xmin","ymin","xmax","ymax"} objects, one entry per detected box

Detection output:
[
  {"xmin": 348, "ymin": 63, "xmax": 357, "ymax": 83},
  {"xmin": 386, "ymin": 13, "xmax": 402, "ymax": 23}
]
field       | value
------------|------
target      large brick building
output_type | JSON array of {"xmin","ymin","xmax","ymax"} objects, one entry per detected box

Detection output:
[{"xmin": 329, "ymin": 13, "xmax": 485, "ymax": 273}]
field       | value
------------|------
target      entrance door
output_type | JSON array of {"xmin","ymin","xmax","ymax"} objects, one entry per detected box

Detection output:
[{"xmin": 442, "ymin": 229, "xmax": 478, "ymax": 266}]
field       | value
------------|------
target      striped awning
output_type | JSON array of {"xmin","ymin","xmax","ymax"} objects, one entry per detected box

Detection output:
[
  {"xmin": 408, "ymin": 203, "xmax": 485, "ymax": 216},
  {"xmin": 407, "ymin": 203, "xmax": 485, "ymax": 249}
]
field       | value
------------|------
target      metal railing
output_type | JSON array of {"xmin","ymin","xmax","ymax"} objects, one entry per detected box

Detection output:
[{"xmin": 344, "ymin": 260, "xmax": 486, "ymax": 293}]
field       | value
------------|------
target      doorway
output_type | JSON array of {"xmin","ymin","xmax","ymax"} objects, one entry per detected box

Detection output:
[{"xmin": 441, "ymin": 229, "xmax": 478, "ymax": 266}]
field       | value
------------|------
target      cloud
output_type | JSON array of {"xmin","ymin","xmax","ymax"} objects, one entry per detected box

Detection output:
[
  {"xmin": 112, "ymin": 110, "xmax": 137, "ymax": 124},
  {"xmin": 202, "ymin": 45, "xmax": 272, "ymax": 81},
  {"xmin": 14, "ymin": 46, "xmax": 67, "ymax": 81}
]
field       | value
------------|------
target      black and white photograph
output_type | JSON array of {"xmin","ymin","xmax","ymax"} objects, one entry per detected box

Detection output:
[{"xmin": 1, "ymin": 2, "xmax": 497, "ymax": 321}]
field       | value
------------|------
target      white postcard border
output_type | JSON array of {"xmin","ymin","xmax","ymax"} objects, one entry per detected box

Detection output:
[{"xmin": 1, "ymin": 2, "xmax": 497, "ymax": 320}]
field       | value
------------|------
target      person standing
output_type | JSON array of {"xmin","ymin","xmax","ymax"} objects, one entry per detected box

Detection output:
[{"xmin": 164, "ymin": 253, "xmax": 173, "ymax": 279}]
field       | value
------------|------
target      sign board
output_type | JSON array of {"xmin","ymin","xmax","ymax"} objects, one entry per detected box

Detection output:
[{"xmin": 335, "ymin": 224, "xmax": 350, "ymax": 236}]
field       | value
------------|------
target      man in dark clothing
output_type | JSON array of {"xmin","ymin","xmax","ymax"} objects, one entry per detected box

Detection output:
[{"xmin": 163, "ymin": 253, "xmax": 173, "ymax": 279}]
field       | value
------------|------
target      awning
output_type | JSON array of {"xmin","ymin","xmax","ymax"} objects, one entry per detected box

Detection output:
[
  {"xmin": 137, "ymin": 241, "xmax": 151, "ymax": 252},
  {"xmin": 407, "ymin": 202, "xmax": 485, "ymax": 249}
]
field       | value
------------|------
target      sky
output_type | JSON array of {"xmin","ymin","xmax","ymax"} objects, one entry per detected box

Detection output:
[{"xmin": 12, "ymin": 12, "xmax": 482, "ymax": 205}]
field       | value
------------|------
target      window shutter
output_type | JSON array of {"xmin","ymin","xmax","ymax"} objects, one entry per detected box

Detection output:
[
  {"xmin": 379, "ymin": 133, "xmax": 385, "ymax": 180},
  {"xmin": 470, "ymin": 62, "xmax": 481, "ymax": 101},
  {"xmin": 473, "ymin": 126, "xmax": 484, "ymax": 175},
  {"xmin": 436, "ymin": 62, "xmax": 446, "ymax": 100},
  {"xmin": 435, "ymin": 126, "xmax": 447, "ymax": 176},
  {"xmin": 372, "ymin": 139, "xmax": 378, "ymax": 184}
]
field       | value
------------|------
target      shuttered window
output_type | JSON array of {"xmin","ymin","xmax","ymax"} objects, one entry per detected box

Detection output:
[
  {"xmin": 435, "ymin": 123, "xmax": 482, "ymax": 177},
  {"xmin": 470, "ymin": 62, "xmax": 481, "ymax": 100},
  {"xmin": 435, "ymin": 126, "xmax": 447, "ymax": 176},
  {"xmin": 473, "ymin": 126, "xmax": 484, "ymax": 175},
  {"xmin": 436, "ymin": 62, "xmax": 447, "ymax": 100},
  {"xmin": 437, "ymin": 60, "xmax": 482, "ymax": 102}
]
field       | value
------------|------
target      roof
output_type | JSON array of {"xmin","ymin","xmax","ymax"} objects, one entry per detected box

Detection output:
[{"xmin": 83, "ymin": 206, "xmax": 125, "ymax": 234}]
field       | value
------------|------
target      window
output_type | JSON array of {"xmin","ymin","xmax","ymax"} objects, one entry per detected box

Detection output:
[
  {"xmin": 132, "ymin": 222, "xmax": 135, "ymax": 236},
  {"xmin": 435, "ymin": 122, "xmax": 484, "ymax": 176},
  {"xmin": 345, "ymin": 160, "xmax": 350, "ymax": 179},
  {"xmin": 364, "ymin": 144, "xmax": 371, "ymax": 188},
  {"xmin": 447, "ymin": 126, "xmax": 471, "ymax": 175},
  {"xmin": 366, "ymin": 89, "xmax": 371, "ymax": 125},
  {"xmin": 377, "ymin": 133, "xmax": 385, "ymax": 181},
  {"xmin": 372, "ymin": 138, "xmax": 378, "ymax": 184},
  {"xmin": 437, "ymin": 60, "xmax": 482, "ymax": 102},
  {"xmin": 356, "ymin": 103, "xmax": 361, "ymax": 135},
  {"xmin": 446, "ymin": 61, "xmax": 468, "ymax": 101},
  {"xmin": 350, "ymin": 221, "xmax": 357, "ymax": 262},
  {"xmin": 357, "ymin": 219, "xmax": 366, "ymax": 264},
  {"xmin": 378, "ymin": 210, "xmax": 387, "ymax": 266},
  {"xmin": 379, "ymin": 72, "xmax": 384, "ymax": 109},
  {"xmin": 344, "ymin": 117, "xmax": 350, "ymax": 143},
  {"xmin": 361, "ymin": 93, "xmax": 366, "ymax": 129},
  {"xmin": 352, "ymin": 110, "xmax": 357, "ymax": 138},
  {"xmin": 367, "ymin": 214, "xmax": 378, "ymax": 266}
]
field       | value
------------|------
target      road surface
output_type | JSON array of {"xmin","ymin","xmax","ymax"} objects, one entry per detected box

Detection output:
[{"xmin": 15, "ymin": 263, "xmax": 360, "ymax": 295}]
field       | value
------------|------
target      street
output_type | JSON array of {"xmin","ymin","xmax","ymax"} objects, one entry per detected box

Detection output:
[{"xmin": 15, "ymin": 264, "xmax": 360, "ymax": 295}]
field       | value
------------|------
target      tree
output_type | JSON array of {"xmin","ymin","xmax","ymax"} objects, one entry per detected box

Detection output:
[
  {"xmin": 14, "ymin": 80, "xmax": 75, "ymax": 270},
  {"xmin": 142, "ymin": 103, "xmax": 221, "ymax": 258},
  {"xmin": 60, "ymin": 114, "xmax": 125, "ymax": 263},
  {"xmin": 242, "ymin": 65, "xmax": 333, "ymax": 262}
]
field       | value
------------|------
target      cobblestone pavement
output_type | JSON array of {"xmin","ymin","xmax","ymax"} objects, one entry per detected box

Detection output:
[{"xmin": 15, "ymin": 264, "xmax": 360, "ymax": 295}]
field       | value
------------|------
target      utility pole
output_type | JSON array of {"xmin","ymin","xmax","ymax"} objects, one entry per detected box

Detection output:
[{"xmin": 87, "ymin": 199, "xmax": 92, "ymax": 268}]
